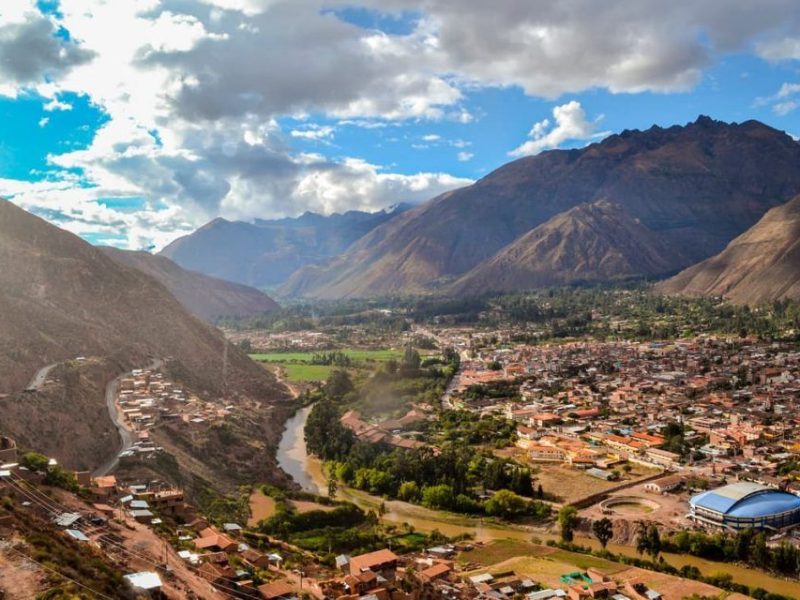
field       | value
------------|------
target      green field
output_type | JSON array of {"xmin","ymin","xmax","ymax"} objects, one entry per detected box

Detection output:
[
  {"xmin": 251, "ymin": 349, "xmax": 404, "ymax": 383},
  {"xmin": 250, "ymin": 349, "xmax": 403, "ymax": 363},
  {"xmin": 281, "ymin": 364, "xmax": 335, "ymax": 382}
]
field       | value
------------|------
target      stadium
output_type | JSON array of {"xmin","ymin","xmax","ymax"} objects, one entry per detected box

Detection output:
[{"xmin": 689, "ymin": 482, "xmax": 800, "ymax": 531}]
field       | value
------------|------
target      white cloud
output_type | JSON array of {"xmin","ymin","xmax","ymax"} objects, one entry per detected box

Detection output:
[
  {"xmin": 756, "ymin": 37, "xmax": 800, "ymax": 60},
  {"xmin": 290, "ymin": 125, "xmax": 335, "ymax": 141},
  {"xmin": 422, "ymin": 134, "xmax": 440, "ymax": 141},
  {"xmin": 457, "ymin": 151, "xmax": 473, "ymax": 161},
  {"xmin": 756, "ymin": 81, "xmax": 800, "ymax": 116},
  {"xmin": 509, "ymin": 101, "xmax": 609, "ymax": 157},
  {"xmin": 5, "ymin": 0, "xmax": 800, "ymax": 248},
  {"xmin": 774, "ymin": 101, "xmax": 799, "ymax": 116}
]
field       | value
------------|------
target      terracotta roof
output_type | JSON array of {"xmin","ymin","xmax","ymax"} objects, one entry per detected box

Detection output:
[
  {"xmin": 258, "ymin": 580, "xmax": 296, "ymax": 600},
  {"xmin": 420, "ymin": 563, "xmax": 451, "ymax": 580},
  {"xmin": 349, "ymin": 549, "xmax": 398, "ymax": 575}
]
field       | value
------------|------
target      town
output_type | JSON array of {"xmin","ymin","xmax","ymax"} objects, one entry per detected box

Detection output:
[{"xmin": 3, "ymin": 318, "xmax": 800, "ymax": 599}]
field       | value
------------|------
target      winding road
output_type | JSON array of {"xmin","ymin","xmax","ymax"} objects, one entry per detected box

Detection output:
[
  {"xmin": 93, "ymin": 358, "xmax": 162, "ymax": 477},
  {"xmin": 25, "ymin": 363, "xmax": 58, "ymax": 392}
]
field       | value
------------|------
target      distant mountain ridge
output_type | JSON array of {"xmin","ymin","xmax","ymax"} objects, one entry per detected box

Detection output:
[
  {"xmin": 281, "ymin": 116, "xmax": 800, "ymax": 298},
  {"xmin": 101, "ymin": 247, "xmax": 279, "ymax": 321},
  {"xmin": 658, "ymin": 194, "xmax": 800, "ymax": 304},
  {"xmin": 160, "ymin": 203, "xmax": 412, "ymax": 288},
  {"xmin": 449, "ymin": 200, "xmax": 685, "ymax": 294}
]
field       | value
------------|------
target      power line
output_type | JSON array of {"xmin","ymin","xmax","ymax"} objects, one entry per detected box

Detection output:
[
  {"xmin": 8, "ymin": 546, "xmax": 117, "ymax": 600},
  {"xmin": 3, "ymin": 474, "xmax": 270, "ymax": 600}
]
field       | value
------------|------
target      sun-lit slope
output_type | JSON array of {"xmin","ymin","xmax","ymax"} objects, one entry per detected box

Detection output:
[
  {"xmin": 658, "ymin": 195, "xmax": 800, "ymax": 304},
  {"xmin": 282, "ymin": 117, "xmax": 800, "ymax": 298},
  {"xmin": 450, "ymin": 201, "xmax": 683, "ymax": 294}
]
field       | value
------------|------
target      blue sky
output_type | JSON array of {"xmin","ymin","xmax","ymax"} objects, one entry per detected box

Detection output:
[{"xmin": 1, "ymin": 0, "xmax": 799, "ymax": 249}]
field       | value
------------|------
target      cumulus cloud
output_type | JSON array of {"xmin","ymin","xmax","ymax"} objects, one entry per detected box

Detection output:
[
  {"xmin": 4, "ymin": 0, "xmax": 800, "ymax": 248},
  {"xmin": 351, "ymin": 0, "xmax": 800, "ymax": 98},
  {"xmin": 0, "ymin": 1, "xmax": 94, "ymax": 94},
  {"xmin": 457, "ymin": 151, "xmax": 473, "ymax": 162},
  {"xmin": 509, "ymin": 101, "xmax": 608, "ymax": 157}
]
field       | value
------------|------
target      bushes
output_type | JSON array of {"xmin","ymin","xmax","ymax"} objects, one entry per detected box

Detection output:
[
  {"xmin": 259, "ymin": 502, "xmax": 366, "ymax": 535},
  {"xmin": 663, "ymin": 528, "xmax": 800, "ymax": 577}
]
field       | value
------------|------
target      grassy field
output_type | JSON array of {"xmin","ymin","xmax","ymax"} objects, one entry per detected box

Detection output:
[
  {"xmin": 281, "ymin": 364, "xmax": 335, "ymax": 382},
  {"xmin": 251, "ymin": 349, "xmax": 404, "ymax": 382},
  {"xmin": 250, "ymin": 349, "xmax": 403, "ymax": 363}
]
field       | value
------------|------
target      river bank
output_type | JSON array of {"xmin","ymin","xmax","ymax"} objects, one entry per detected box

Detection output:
[{"xmin": 274, "ymin": 403, "xmax": 800, "ymax": 597}]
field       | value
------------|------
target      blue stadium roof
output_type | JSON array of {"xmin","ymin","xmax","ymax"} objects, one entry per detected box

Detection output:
[{"xmin": 691, "ymin": 482, "xmax": 800, "ymax": 518}]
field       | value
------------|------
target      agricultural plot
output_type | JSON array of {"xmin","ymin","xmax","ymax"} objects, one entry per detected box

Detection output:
[{"xmin": 250, "ymin": 349, "xmax": 403, "ymax": 382}]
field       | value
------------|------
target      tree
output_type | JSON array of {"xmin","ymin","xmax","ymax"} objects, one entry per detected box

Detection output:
[
  {"xmin": 484, "ymin": 490, "xmax": 529, "ymax": 519},
  {"xmin": 558, "ymin": 506, "xmax": 578, "ymax": 542},
  {"xmin": 324, "ymin": 370, "xmax": 354, "ymax": 399},
  {"xmin": 421, "ymin": 484, "xmax": 454, "ymax": 510},
  {"xmin": 646, "ymin": 524, "xmax": 661, "ymax": 558},
  {"xmin": 20, "ymin": 452, "xmax": 49, "ymax": 472},
  {"xmin": 402, "ymin": 347, "xmax": 421, "ymax": 372},
  {"xmin": 398, "ymin": 481, "xmax": 421, "ymax": 502},
  {"xmin": 327, "ymin": 477, "xmax": 338, "ymax": 500},
  {"xmin": 636, "ymin": 523, "xmax": 661, "ymax": 558},
  {"xmin": 592, "ymin": 518, "xmax": 613, "ymax": 549},
  {"xmin": 304, "ymin": 400, "xmax": 354, "ymax": 460}
]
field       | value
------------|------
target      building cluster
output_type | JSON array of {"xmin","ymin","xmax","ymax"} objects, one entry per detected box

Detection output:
[
  {"xmin": 339, "ymin": 408, "xmax": 430, "ymax": 450},
  {"xmin": 466, "ymin": 567, "xmax": 663, "ymax": 600},
  {"xmin": 440, "ymin": 336, "xmax": 800, "ymax": 482},
  {"xmin": 117, "ymin": 368, "xmax": 233, "ymax": 454}
]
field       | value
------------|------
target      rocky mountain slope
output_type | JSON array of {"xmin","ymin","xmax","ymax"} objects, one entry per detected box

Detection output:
[
  {"xmin": 0, "ymin": 200, "xmax": 292, "ymax": 484},
  {"xmin": 102, "ymin": 247, "xmax": 279, "ymax": 321},
  {"xmin": 160, "ymin": 204, "xmax": 410, "ymax": 288},
  {"xmin": 281, "ymin": 116, "xmax": 800, "ymax": 298},
  {"xmin": 657, "ymin": 195, "xmax": 800, "ymax": 304},
  {"xmin": 450, "ymin": 201, "xmax": 684, "ymax": 294}
]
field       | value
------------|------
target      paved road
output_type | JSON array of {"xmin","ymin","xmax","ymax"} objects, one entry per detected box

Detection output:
[
  {"xmin": 25, "ymin": 363, "xmax": 58, "ymax": 392},
  {"xmin": 93, "ymin": 358, "xmax": 162, "ymax": 477}
]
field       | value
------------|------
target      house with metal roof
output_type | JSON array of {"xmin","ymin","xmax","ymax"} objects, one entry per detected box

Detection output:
[{"xmin": 689, "ymin": 481, "xmax": 800, "ymax": 530}]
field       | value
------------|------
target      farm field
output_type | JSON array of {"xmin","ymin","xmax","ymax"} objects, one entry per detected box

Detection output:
[
  {"xmin": 250, "ymin": 349, "xmax": 403, "ymax": 363},
  {"xmin": 281, "ymin": 364, "xmax": 335, "ymax": 382},
  {"xmin": 251, "ymin": 348, "xmax": 404, "ymax": 382},
  {"xmin": 248, "ymin": 490, "xmax": 276, "ymax": 526}
]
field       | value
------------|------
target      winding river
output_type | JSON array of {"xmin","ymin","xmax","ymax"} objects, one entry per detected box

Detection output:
[
  {"xmin": 277, "ymin": 404, "xmax": 551, "ymax": 541},
  {"xmin": 275, "ymin": 405, "xmax": 800, "ymax": 596}
]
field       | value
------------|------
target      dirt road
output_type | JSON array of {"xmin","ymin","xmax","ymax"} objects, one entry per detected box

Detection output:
[{"xmin": 93, "ymin": 358, "xmax": 162, "ymax": 477}]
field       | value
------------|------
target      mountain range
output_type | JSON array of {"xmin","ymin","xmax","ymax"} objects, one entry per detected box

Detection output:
[
  {"xmin": 658, "ymin": 194, "xmax": 800, "ymax": 304},
  {"xmin": 160, "ymin": 204, "xmax": 411, "ymax": 288},
  {"xmin": 280, "ymin": 116, "xmax": 800, "ymax": 299},
  {"xmin": 102, "ymin": 247, "xmax": 279, "ymax": 321},
  {"xmin": 153, "ymin": 116, "xmax": 800, "ymax": 304}
]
